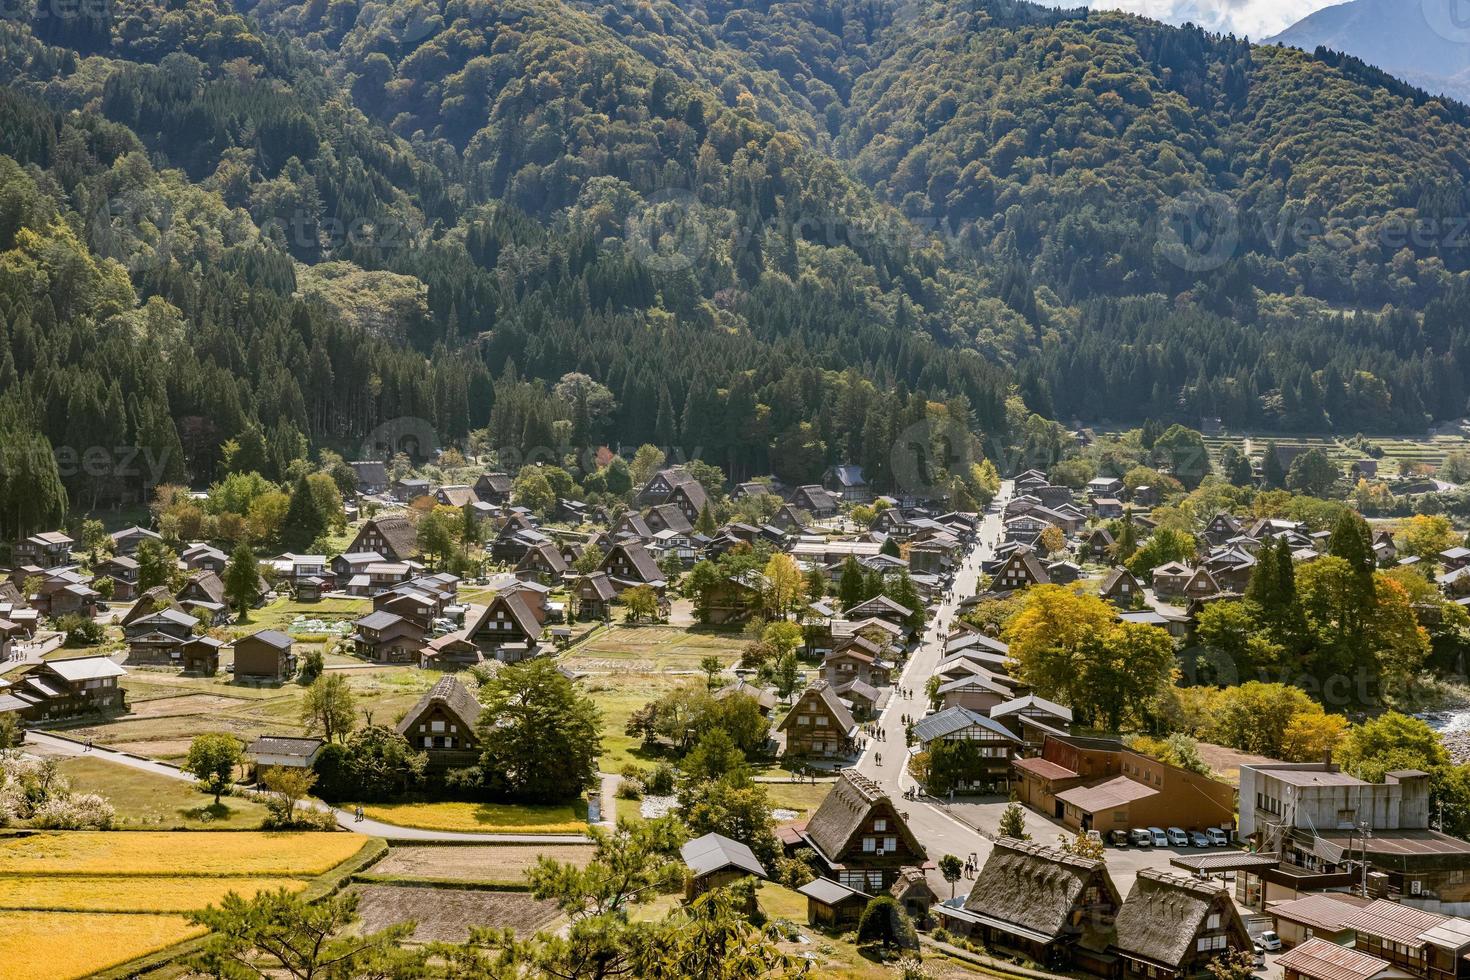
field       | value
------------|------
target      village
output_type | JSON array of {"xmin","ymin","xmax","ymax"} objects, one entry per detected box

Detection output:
[{"xmin": 3, "ymin": 432, "xmax": 1470, "ymax": 980}]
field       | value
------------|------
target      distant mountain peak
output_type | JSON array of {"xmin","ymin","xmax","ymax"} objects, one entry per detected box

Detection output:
[{"xmin": 1267, "ymin": 0, "xmax": 1470, "ymax": 102}]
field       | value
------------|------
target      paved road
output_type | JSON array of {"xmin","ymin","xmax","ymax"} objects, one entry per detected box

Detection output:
[
  {"xmin": 853, "ymin": 481, "xmax": 1015, "ymax": 894},
  {"xmin": 27, "ymin": 730, "xmax": 591, "ymax": 843},
  {"xmin": 850, "ymin": 482, "xmax": 1253, "ymax": 902}
]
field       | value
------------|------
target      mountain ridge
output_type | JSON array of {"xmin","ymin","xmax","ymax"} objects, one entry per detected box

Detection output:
[
  {"xmin": 0, "ymin": 0, "xmax": 1469, "ymax": 524},
  {"xmin": 1266, "ymin": 0, "xmax": 1470, "ymax": 103}
]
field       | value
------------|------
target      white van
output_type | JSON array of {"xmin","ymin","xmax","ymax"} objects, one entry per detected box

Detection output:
[
  {"xmin": 1206, "ymin": 827, "xmax": 1230, "ymax": 846},
  {"xmin": 1166, "ymin": 827, "xmax": 1190, "ymax": 847},
  {"xmin": 1148, "ymin": 827, "xmax": 1169, "ymax": 847}
]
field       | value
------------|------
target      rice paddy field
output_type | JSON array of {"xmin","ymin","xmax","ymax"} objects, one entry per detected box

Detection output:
[
  {"xmin": 0, "ymin": 831, "xmax": 366, "ymax": 877},
  {"xmin": 0, "ymin": 910, "xmax": 207, "ymax": 980},
  {"xmin": 0, "ymin": 831, "xmax": 371, "ymax": 979}
]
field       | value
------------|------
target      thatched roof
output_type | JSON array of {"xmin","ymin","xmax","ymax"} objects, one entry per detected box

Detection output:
[
  {"xmin": 397, "ymin": 675, "xmax": 483, "ymax": 735},
  {"xmin": 802, "ymin": 769, "xmax": 924, "ymax": 865},
  {"xmin": 778, "ymin": 680, "xmax": 856, "ymax": 736},
  {"xmin": 364, "ymin": 515, "xmax": 419, "ymax": 560},
  {"xmin": 965, "ymin": 839, "xmax": 1115, "ymax": 941},
  {"xmin": 1112, "ymin": 869, "xmax": 1236, "ymax": 968}
]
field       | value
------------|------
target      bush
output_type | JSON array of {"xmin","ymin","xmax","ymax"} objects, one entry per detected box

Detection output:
[
  {"xmin": 857, "ymin": 895, "xmax": 918, "ymax": 951},
  {"xmin": 57, "ymin": 613, "xmax": 105, "ymax": 647},
  {"xmin": 30, "ymin": 793, "xmax": 115, "ymax": 830},
  {"xmin": 615, "ymin": 780, "xmax": 643, "ymax": 800},
  {"xmin": 298, "ymin": 649, "xmax": 325, "ymax": 683},
  {"xmin": 645, "ymin": 761, "xmax": 677, "ymax": 796}
]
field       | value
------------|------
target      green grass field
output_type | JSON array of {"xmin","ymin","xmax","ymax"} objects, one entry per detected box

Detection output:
[{"xmin": 56, "ymin": 756, "xmax": 270, "ymax": 830}]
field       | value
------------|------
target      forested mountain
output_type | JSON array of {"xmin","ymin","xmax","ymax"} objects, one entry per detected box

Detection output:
[
  {"xmin": 1268, "ymin": 0, "xmax": 1470, "ymax": 104},
  {"xmin": 3, "ymin": 0, "xmax": 1470, "ymax": 528}
]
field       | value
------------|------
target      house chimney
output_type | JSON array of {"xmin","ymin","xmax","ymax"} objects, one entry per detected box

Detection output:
[{"xmin": 1323, "ymin": 748, "xmax": 1334, "ymax": 770}]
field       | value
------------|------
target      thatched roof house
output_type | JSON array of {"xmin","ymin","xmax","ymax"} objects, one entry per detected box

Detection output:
[
  {"xmin": 1111, "ymin": 869, "xmax": 1250, "ymax": 979},
  {"xmin": 949, "ymin": 838, "xmax": 1120, "ymax": 971},
  {"xmin": 797, "ymin": 769, "xmax": 926, "ymax": 892}
]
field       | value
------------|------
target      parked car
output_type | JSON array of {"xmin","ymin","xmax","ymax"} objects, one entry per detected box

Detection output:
[
  {"xmin": 1189, "ymin": 831, "xmax": 1211, "ymax": 848},
  {"xmin": 1149, "ymin": 827, "xmax": 1169, "ymax": 847},
  {"xmin": 1086, "ymin": 829, "xmax": 1103, "ymax": 845},
  {"xmin": 1109, "ymin": 830, "xmax": 1129, "ymax": 847},
  {"xmin": 1166, "ymin": 827, "xmax": 1189, "ymax": 847},
  {"xmin": 1251, "ymin": 944, "xmax": 1266, "ymax": 968},
  {"xmin": 1258, "ymin": 931, "xmax": 1282, "ymax": 952},
  {"xmin": 1130, "ymin": 829, "xmax": 1153, "ymax": 847},
  {"xmin": 1206, "ymin": 827, "xmax": 1230, "ymax": 846}
]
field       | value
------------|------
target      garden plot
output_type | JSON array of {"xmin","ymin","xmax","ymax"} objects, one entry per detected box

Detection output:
[
  {"xmin": 351, "ymin": 884, "xmax": 562, "ymax": 942},
  {"xmin": 370, "ymin": 844, "xmax": 595, "ymax": 883}
]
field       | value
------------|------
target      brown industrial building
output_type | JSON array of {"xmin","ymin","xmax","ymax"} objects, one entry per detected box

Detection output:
[{"xmin": 1013, "ymin": 733, "xmax": 1236, "ymax": 833}]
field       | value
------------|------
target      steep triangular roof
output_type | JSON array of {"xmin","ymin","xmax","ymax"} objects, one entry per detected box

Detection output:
[
  {"xmin": 396, "ymin": 675, "xmax": 482, "ymax": 736},
  {"xmin": 803, "ymin": 768, "xmax": 925, "ymax": 864}
]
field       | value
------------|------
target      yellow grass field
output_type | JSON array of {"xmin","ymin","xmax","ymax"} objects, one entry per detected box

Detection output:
[
  {"xmin": 0, "ymin": 875, "xmax": 306, "ymax": 913},
  {"xmin": 357, "ymin": 801, "xmax": 588, "ymax": 834},
  {"xmin": 0, "ymin": 832, "xmax": 367, "ymax": 877},
  {"xmin": 0, "ymin": 910, "xmax": 207, "ymax": 980}
]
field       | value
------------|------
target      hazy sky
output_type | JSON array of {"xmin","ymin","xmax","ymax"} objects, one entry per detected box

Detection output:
[{"xmin": 1034, "ymin": 0, "xmax": 1344, "ymax": 39}]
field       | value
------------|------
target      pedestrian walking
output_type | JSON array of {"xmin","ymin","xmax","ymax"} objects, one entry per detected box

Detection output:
[
  {"xmin": 355, "ymin": 805, "xmax": 364, "ymax": 823},
  {"xmin": 84, "ymin": 738, "xmax": 93, "ymax": 752}
]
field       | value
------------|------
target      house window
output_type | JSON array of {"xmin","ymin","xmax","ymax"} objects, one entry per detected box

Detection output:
[
  {"xmin": 422, "ymin": 737, "xmax": 432, "ymax": 748},
  {"xmin": 885, "ymin": 837, "xmax": 896, "ymax": 852},
  {"xmin": 797, "ymin": 716, "xmax": 810, "ymax": 726},
  {"xmin": 874, "ymin": 819, "xmax": 887, "ymax": 832},
  {"xmin": 1206, "ymin": 914, "xmax": 1220, "ymax": 930},
  {"xmin": 863, "ymin": 837, "xmax": 876, "ymax": 852},
  {"xmin": 431, "ymin": 721, "xmax": 445, "ymax": 733}
]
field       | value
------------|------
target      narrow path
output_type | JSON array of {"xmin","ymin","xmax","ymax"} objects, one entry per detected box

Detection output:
[{"xmin": 26, "ymin": 730, "xmax": 591, "ymax": 844}]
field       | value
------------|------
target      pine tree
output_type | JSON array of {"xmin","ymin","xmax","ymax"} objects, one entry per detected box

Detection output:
[
  {"xmin": 224, "ymin": 543, "xmax": 261, "ymax": 619},
  {"xmin": 838, "ymin": 556, "xmax": 865, "ymax": 610},
  {"xmin": 695, "ymin": 502, "xmax": 717, "ymax": 536},
  {"xmin": 280, "ymin": 475, "xmax": 326, "ymax": 552},
  {"xmin": 1262, "ymin": 442, "xmax": 1286, "ymax": 489}
]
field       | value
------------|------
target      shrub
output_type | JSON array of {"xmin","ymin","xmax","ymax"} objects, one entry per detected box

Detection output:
[
  {"xmin": 857, "ymin": 895, "xmax": 918, "ymax": 951},
  {"xmin": 645, "ymin": 761, "xmax": 677, "ymax": 795},
  {"xmin": 31, "ymin": 793, "xmax": 116, "ymax": 830},
  {"xmin": 57, "ymin": 614, "xmax": 105, "ymax": 647},
  {"xmin": 615, "ymin": 780, "xmax": 643, "ymax": 800}
]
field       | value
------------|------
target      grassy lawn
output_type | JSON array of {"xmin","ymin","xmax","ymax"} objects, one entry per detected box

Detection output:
[
  {"xmin": 582, "ymin": 672, "xmax": 687, "ymax": 772},
  {"xmin": 0, "ymin": 910, "xmax": 207, "ymax": 980},
  {"xmin": 763, "ymin": 781, "xmax": 831, "ymax": 821},
  {"xmin": 354, "ymin": 800, "xmax": 589, "ymax": 834},
  {"xmin": 0, "ymin": 831, "xmax": 368, "ymax": 877},
  {"xmin": 56, "ymin": 756, "xmax": 270, "ymax": 830}
]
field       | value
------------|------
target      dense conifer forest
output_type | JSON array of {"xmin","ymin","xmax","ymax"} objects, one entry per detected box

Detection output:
[{"xmin": 3, "ymin": 0, "xmax": 1470, "ymax": 529}]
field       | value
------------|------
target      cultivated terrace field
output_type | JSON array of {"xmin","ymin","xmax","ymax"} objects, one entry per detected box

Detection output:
[{"xmin": 0, "ymin": 831, "xmax": 374, "ymax": 979}]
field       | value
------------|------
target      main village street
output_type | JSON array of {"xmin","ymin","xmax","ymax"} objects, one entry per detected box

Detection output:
[{"xmin": 853, "ymin": 480, "xmax": 1268, "ymax": 926}]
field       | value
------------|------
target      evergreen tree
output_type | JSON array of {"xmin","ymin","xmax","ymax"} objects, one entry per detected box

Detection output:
[
  {"xmin": 838, "ymin": 556, "xmax": 865, "ymax": 610},
  {"xmin": 224, "ymin": 543, "xmax": 261, "ymax": 619},
  {"xmin": 695, "ymin": 502, "xmax": 717, "ymax": 536},
  {"xmin": 280, "ymin": 475, "xmax": 325, "ymax": 552},
  {"xmin": 1262, "ymin": 443, "xmax": 1286, "ymax": 489}
]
